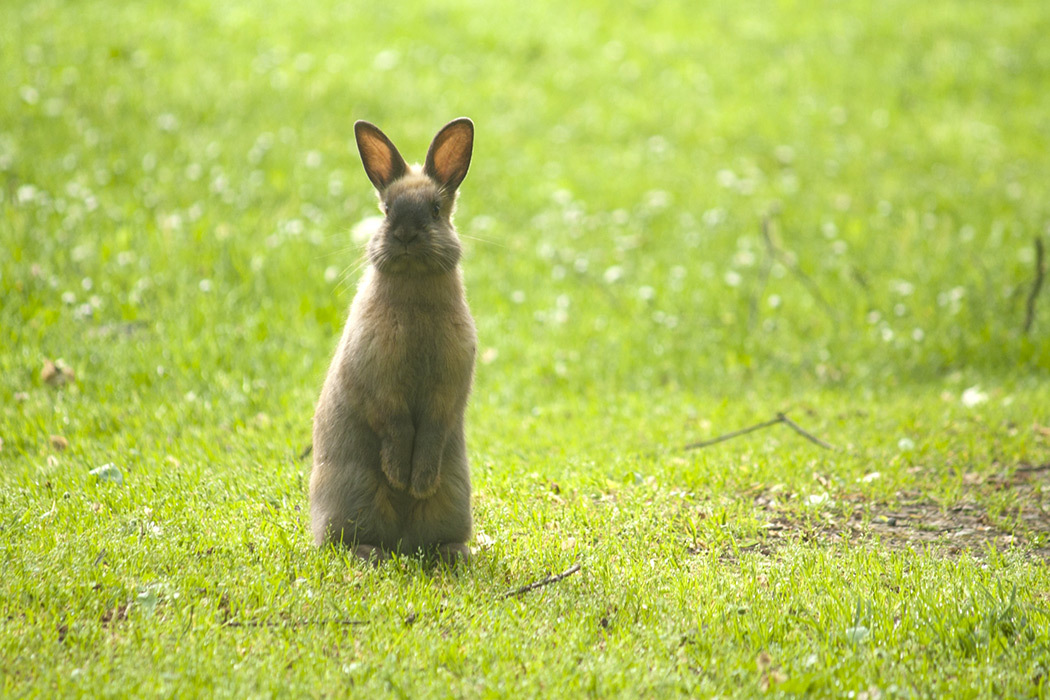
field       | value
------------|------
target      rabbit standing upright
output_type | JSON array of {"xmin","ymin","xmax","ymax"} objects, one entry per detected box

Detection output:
[{"xmin": 310, "ymin": 118, "xmax": 477, "ymax": 564}]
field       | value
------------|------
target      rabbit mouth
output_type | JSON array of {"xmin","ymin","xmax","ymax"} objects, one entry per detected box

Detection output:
[
  {"xmin": 374, "ymin": 249, "xmax": 441, "ymax": 275},
  {"xmin": 369, "ymin": 237, "xmax": 461, "ymax": 275}
]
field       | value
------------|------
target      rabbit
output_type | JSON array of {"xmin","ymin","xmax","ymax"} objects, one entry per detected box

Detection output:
[{"xmin": 310, "ymin": 118, "xmax": 478, "ymax": 565}]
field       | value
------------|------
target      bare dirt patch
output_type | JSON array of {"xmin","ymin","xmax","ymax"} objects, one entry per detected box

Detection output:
[{"xmin": 756, "ymin": 463, "xmax": 1050, "ymax": 559}]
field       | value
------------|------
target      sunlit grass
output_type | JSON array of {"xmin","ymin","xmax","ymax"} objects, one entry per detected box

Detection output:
[{"xmin": 2, "ymin": 0, "xmax": 1049, "ymax": 696}]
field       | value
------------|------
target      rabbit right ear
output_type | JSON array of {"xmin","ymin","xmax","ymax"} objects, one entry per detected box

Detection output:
[
  {"xmin": 355, "ymin": 121, "xmax": 408, "ymax": 191},
  {"xmin": 424, "ymin": 118, "xmax": 474, "ymax": 193}
]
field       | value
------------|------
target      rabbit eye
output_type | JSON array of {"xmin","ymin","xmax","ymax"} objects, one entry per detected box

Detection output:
[{"xmin": 431, "ymin": 202, "xmax": 441, "ymax": 218}]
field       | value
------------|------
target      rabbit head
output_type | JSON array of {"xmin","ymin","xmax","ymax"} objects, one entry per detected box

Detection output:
[{"xmin": 354, "ymin": 118, "xmax": 474, "ymax": 276}]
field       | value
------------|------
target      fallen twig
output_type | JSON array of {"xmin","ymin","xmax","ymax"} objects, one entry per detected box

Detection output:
[
  {"xmin": 224, "ymin": 618, "xmax": 367, "ymax": 629},
  {"xmin": 760, "ymin": 218, "xmax": 839, "ymax": 324},
  {"xmin": 500, "ymin": 563, "xmax": 582, "ymax": 599},
  {"xmin": 1015, "ymin": 462, "xmax": 1050, "ymax": 474},
  {"xmin": 682, "ymin": 415, "xmax": 784, "ymax": 450},
  {"xmin": 1024, "ymin": 236, "xmax": 1045, "ymax": 334},
  {"xmin": 778, "ymin": 413, "xmax": 836, "ymax": 450},
  {"xmin": 747, "ymin": 222, "xmax": 775, "ymax": 330},
  {"xmin": 683, "ymin": 412, "xmax": 835, "ymax": 451}
]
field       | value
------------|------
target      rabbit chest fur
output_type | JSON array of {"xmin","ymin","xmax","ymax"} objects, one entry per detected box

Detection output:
[{"xmin": 311, "ymin": 269, "xmax": 476, "ymax": 552}]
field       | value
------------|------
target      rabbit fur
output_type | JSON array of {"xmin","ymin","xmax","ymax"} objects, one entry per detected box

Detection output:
[{"xmin": 310, "ymin": 118, "xmax": 477, "ymax": 563}]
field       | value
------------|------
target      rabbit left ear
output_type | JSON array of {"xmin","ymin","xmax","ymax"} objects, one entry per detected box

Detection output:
[
  {"xmin": 355, "ymin": 121, "xmax": 408, "ymax": 191},
  {"xmin": 424, "ymin": 118, "xmax": 474, "ymax": 193}
]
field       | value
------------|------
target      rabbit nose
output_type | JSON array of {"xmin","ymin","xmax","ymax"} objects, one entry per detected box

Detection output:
[{"xmin": 392, "ymin": 229, "xmax": 418, "ymax": 246}]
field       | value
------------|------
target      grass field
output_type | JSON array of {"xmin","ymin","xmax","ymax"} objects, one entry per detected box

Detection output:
[{"xmin": 3, "ymin": 0, "xmax": 1050, "ymax": 696}]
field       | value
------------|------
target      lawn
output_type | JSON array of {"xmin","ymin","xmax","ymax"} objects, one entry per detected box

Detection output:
[{"xmin": 2, "ymin": 0, "xmax": 1049, "ymax": 696}]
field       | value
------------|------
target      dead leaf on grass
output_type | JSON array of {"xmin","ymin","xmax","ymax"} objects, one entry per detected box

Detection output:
[
  {"xmin": 759, "ymin": 668, "xmax": 788, "ymax": 691},
  {"xmin": 89, "ymin": 463, "xmax": 123, "ymax": 484},
  {"xmin": 50, "ymin": 435, "xmax": 69, "ymax": 451},
  {"xmin": 473, "ymin": 532, "xmax": 496, "ymax": 552},
  {"xmin": 41, "ymin": 359, "xmax": 76, "ymax": 387},
  {"xmin": 101, "ymin": 603, "xmax": 129, "ymax": 625}
]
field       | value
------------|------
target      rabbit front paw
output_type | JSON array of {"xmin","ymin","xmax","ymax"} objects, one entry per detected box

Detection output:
[
  {"xmin": 380, "ymin": 438, "xmax": 413, "ymax": 491},
  {"xmin": 409, "ymin": 450, "xmax": 442, "ymax": 499},
  {"xmin": 408, "ymin": 425, "xmax": 449, "ymax": 499}
]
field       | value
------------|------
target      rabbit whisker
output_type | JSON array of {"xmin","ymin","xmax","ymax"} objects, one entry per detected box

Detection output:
[
  {"xmin": 456, "ymin": 233, "xmax": 504, "ymax": 248},
  {"xmin": 314, "ymin": 244, "xmax": 366, "ymax": 262}
]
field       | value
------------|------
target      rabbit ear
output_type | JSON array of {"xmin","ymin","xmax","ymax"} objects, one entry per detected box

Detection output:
[
  {"xmin": 424, "ymin": 118, "xmax": 474, "ymax": 193},
  {"xmin": 355, "ymin": 121, "xmax": 408, "ymax": 191}
]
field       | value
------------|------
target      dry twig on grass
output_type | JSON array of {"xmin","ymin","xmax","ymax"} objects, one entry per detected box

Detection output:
[
  {"xmin": 500, "ymin": 563, "xmax": 582, "ymax": 599},
  {"xmin": 759, "ymin": 217, "xmax": 839, "ymax": 325},
  {"xmin": 1024, "ymin": 236, "xmax": 1045, "ymax": 334},
  {"xmin": 224, "ymin": 618, "xmax": 367, "ymax": 629},
  {"xmin": 683, "ymin": 412, "xmax": 835, "ymax": 451}
]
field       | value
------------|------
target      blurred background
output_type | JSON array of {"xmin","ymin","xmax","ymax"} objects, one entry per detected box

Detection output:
[{"xmin": 2, "ymin": 0, "xmax": 1048, "ymax": 456}]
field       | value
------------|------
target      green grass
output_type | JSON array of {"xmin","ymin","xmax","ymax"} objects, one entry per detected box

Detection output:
[{"xmin": 3, "ymin": 0, "xmax": 1050, "ymax": 696}]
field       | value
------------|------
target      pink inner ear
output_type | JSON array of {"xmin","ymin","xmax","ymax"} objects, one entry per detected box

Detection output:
[
  {"xmin": 361, "ymin": 137, "xmax": 395, "ymax": 182},
  {"xmin": 428, "ymin": 124, "xmax": 472, "ymax": 190},
  {"xmin": 434, "ymin": 130, "xmax": 470, "ymax": 177}
]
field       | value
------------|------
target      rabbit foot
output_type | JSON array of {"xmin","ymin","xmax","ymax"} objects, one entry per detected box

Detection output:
[
  {"xmin": 434, "ymin": 543, "xmax": 470, "ymax": 567},
  {"xmin": 353, "ymin": 543, "xmax": 389, "ymax": 565}
]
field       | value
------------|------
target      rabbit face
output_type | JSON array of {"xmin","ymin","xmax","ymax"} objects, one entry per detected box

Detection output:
[
  {"xmin": 367, "ymin": 173, "xmax": 462, "ymax": 275},
  {"xmin": 354, "ymin": 118, "xmax": 474, "ymax": 277}
]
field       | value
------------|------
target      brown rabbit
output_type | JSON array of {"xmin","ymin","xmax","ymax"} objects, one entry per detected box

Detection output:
[{"xmin": 310, "ymin": 118, "xmax": 477, "ymax": 564}]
